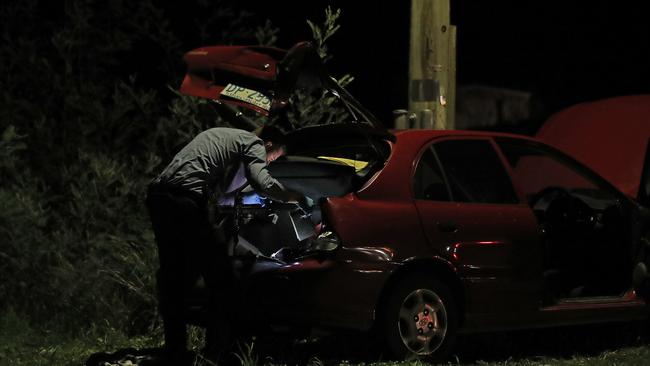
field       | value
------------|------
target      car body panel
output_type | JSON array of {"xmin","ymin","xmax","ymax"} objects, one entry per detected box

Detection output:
[
  {"xmin": 180, "ymin": 42, "xmax": 324, "ymax": 116},
  {"xmin": 181, "ymin": 45, "xmax": 282, "ymax": 115},
  {"xmin": 415, "ymin": 199, "xmax": 543, "ymax": 316},
  {"xmin": 235, "ymin": 129, "xmax": 650, "ymax": 334},
  {"xmin": 462, "ymin": 291, "xmax": 647, "ymax": 333},
  {"xmin": 241, "ymin": 248, "xmax": 399, "ymax": 330},
  {"xmin": 324, "ymin": 194, "xmax": 430, "ymax": 261},
  {"xmin": 537, "ymin": 95, "xmax": 650, "ymax": 200}
]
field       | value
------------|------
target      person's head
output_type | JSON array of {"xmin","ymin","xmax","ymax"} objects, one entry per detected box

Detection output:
[{"xmin": 254, "ymin": 125, "xmax": 287, "ymax": 163}]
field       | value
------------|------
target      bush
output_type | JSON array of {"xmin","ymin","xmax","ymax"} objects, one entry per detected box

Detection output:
[
  {"xmin": 0, "ymin": 0, "xmax": 346, "ymax": 338},
  {"xmin": 0, "ymin": 0, "xmax": 263, "ymax": 333}
]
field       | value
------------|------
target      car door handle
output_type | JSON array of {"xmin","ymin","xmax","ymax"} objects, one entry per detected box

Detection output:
[{"xmin": 437, "ymin": 221, "xmax": 458, "ymax": 233}]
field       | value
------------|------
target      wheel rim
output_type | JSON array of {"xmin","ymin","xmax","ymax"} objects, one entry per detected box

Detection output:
[{"xmin": 397, "ymin": 288, "xmax": 448, "ymax": 355}]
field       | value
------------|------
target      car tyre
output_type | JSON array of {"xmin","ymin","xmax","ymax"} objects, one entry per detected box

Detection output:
[{"xmin": 379, "ymin": 275, "xmax": 458, "ymax": 361}]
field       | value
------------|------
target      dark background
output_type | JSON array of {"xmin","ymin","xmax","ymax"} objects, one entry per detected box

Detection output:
[{"xmin": 230, "ymin": 1, "xmax": 650, "ymax": 127}]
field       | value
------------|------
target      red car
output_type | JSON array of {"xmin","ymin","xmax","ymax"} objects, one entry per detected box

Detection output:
[{"xmin": 179, "ymin": 42, "xmax": 650, "ymax": 360}]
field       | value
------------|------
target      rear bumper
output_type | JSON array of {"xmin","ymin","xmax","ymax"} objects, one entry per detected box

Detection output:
[{"xmin": 242, "ymin": 255, "xmax": 398, "ymax": 331}]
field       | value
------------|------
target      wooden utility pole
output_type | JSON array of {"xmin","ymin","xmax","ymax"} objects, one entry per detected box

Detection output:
[{"xmin": 408, "ymin": 0, "xmax": 456, "ymax": 130}]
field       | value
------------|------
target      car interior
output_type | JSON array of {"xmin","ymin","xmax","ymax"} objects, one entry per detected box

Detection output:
[
  {"xmin": 217, "ymin": 125, "xmax": 392, "ymax": 267},
  {"xmin": 497, "ymin": 139, "xmax": 632, "ymax": 302}
]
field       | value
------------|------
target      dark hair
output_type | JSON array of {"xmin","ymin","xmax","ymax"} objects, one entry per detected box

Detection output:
[{"xmin": 255, "ymin": 125, "xmax": 286, "ymax": 147}]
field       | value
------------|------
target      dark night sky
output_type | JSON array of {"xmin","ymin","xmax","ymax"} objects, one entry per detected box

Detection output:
[{"xmin": 237, "ymin": 1, "xmax": 650, "ymax": 126}]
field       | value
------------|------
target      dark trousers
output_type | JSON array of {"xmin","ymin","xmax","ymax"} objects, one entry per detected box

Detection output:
[{"xmin": 146, "ymin": 186, "xmax": 233, "ymax": 354}]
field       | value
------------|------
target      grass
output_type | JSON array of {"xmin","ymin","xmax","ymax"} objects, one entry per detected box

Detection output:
[
  {"xmin": 3, "ymin": 311, "xmax": 650, "ymax": 366},
  {"xmin": 0, "ymin": 310, "xmax": 160, "ymax": 366}
]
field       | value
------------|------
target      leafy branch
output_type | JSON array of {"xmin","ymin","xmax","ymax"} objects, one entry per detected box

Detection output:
[{"xmin": 306, "ymin": 6, "xmax": 342, "ymax": 63}]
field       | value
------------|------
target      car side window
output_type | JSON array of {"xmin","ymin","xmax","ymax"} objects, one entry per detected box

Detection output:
[
  {"xmin": 433, "ymin": 139, "xmax": 519, "ymax": 204},
  {"xmin": 413, "ymin": 147, "xmax": 450, "ymax": 201},
  {"xmin": 496, "ymin": 139, "xmax": 615, "ymax": 204}
]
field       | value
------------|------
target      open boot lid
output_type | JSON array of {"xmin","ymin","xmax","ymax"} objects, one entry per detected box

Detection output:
[{"xmin": 181, "ymin": 42, "xmax": 327, "ymax": 116}]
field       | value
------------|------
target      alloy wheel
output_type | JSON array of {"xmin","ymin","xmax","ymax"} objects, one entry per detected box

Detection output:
[{"xmin": 397, "ymin": 288, "xmax": 448, "ymax": 355}]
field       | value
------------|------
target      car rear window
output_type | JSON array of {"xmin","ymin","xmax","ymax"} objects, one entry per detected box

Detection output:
[
  {"xmin": 413, "ymin": 147, "xmax": 451, "ymax": 201},
  {"xmin": 433, "ymin": 139, "xmax": 519, "ymax": 204}
]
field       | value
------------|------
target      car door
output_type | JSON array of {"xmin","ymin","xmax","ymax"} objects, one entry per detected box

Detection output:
[
  {"xmin": 495, "ymin": 137, "xmax": 641, "ymax": 301},
  {"xmin": 413, "ymin": 137, "xmax": 543, "ymax": 321}
]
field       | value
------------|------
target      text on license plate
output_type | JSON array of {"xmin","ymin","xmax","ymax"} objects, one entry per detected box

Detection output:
[{"xmin": 220, "ymin": 84, "xmax": 271, "ymax": 111}]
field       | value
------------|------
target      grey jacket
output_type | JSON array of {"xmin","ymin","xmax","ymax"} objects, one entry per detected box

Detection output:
[{"xmin": 153, "ymin": 127, "xmax": 289, "ymax": 201}]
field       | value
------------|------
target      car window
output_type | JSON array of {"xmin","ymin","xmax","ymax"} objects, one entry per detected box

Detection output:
[
  {"xmin": 413, "ymin": 147, "xmax": 450, "ymax": 201},
  {"xmin": 433, "ymin": 139, "xmax": 519, "ymax": 204},
  {"xmin": 496, "ymin": 139, "xmax": 616, "ymax": 205}
]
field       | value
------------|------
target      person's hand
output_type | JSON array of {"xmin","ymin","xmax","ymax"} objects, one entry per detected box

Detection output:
[
  {"xmin": 284, "ymin": 190, "xmax": 302, "ymax": 203},
  {"xmin": 291, "ymin": 193, "xmax": 314, "ymax": 214},
  {"xmin": 282, "ymin": 190, "xmax": 313, "ymax": 212},
  {"xmin": 300, "ymin": 195, "xmax": 314, "ymax": 211}
]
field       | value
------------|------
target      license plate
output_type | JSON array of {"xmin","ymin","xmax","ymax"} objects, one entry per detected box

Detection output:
[{"xmin": 220, "ymin": 83, "xmax": 271, "ymax": 111}]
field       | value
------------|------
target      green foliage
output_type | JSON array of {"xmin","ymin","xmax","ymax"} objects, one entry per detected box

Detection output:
[
  {"xmin": 0, "ymin": 0, "xmax": 266, "ymax": 335},
  {"xmin": 281, "ymin": 7, "xmax": 354, "ymax": 130},
  {"xmin": 156, "ymin": 88, "xmax": 229, "ymax": 157},
  {"xmin": 0, "ymin": 311, "xmax": 160, "ymax": 366},
  {"xmin": 0, "ymin": 0, "xmax": 174, "ymax": 332},
  {"xmin": 256, "ymin": 19, "xmax": 280, "ymax": 47},
  {"xmin": 0, "ymin": 125, "xmax": 27, "ymax": 181},
  {"xmin": 0, "ymin": 186, "xmax": 50, "ymax": 308},
  {"xmin": 304, "ymin": 6, "xmax": 352, "ymax": 90},
  {"xmin": 281, "ymin": 77, "xmax": 353, "ymax": 129},
  {"xmin": 0, "ymin": 0, "xmax": 348, "ymax": 351},
  {"xmin": 234, "ymin": 341, "xmax": 259, "ymax": 366},
  {"xmin": 306, "ymin": 6, "xmax": 342, "ymax": 63},
  {"xmin": 0, "ymin": 150, "xmax": 160, "ymax": 332}
]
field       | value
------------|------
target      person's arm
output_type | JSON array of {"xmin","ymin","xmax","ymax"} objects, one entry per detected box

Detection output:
[{"xmin": 241, "ymin": 139, "xmax": 303, "ymax": 203}]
